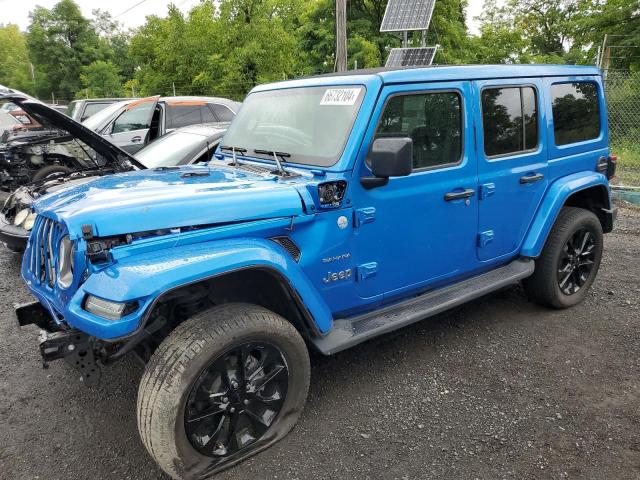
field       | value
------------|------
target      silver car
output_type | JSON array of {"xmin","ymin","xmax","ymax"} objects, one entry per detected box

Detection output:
[{"xmin": 83, "ymin": 95, "xmax": 240, "ymax": 154}]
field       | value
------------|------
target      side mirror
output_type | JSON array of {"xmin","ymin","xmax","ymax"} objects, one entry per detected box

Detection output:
[{"xmin": 362, "ymin": 137, "xmax": 413, "ymax": 189}]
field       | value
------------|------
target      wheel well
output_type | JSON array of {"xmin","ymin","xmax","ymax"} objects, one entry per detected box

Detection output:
[
  {"xmin": 563, "ymin": 185, "xmax": 611, "ymax": 232},
  {"xmin": 141, "ymin": 268, "xmax": 317, "ymax": 353}
]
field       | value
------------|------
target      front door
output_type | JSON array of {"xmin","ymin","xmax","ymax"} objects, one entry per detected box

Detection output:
[
  {"xmin": 351, "ymin": 81, "xmax": 479, "ymax": 301},
  {"xmin": 473, "ymin": 79, "xmax": 548, "ymax": 262},
  {"xmin": 106, "ymin": 96, "xmax": 160, "ymax": 153}
]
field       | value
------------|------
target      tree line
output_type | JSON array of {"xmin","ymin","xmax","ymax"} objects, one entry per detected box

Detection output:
[{"xmin": 0, "ymin": 0, "xmax": 638, "ymax": 102}]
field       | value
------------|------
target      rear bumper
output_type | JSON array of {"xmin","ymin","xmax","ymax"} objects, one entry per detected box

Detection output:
[{"xmin": 0, "ymin": 212, "xmax": 28, "ymax": 251}]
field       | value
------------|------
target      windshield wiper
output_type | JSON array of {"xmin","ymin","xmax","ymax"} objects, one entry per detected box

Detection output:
[
  {"xmin": 220, "ymin": 145, "xmax": 247, "ymax": 166},
  {"xmin": 253, "ymin": 149, "xmax": 295, "ymax": 177}
]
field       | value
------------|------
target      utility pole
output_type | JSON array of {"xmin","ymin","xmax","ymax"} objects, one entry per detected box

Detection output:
[
  {"xmin": 335, "ymin": 0, "xmax": 347, "ymax": 72},
  {"xmin": 600, "ymin": 34, "xmax": 611, "ymax": 76},
  {"xmin": 172, "ymin": 82, "xmax": 176, "ymax": 96}
]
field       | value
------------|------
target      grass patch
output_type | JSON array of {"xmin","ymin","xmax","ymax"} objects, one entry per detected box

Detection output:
[{"xmin": 611, "ymin": 142, "xmax": 640, "ymax": 187}]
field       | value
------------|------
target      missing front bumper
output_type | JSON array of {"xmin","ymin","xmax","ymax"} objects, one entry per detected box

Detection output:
[{"xmin": 16, "ymin": 301, "xmax": 102, "ymax": 386}]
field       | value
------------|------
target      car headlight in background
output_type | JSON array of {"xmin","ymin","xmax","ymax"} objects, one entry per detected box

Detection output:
[
  {"xmin": 13, "ymin": 208, "xmax": 29, "ymax": 226},
  {"xmin": 23, "ymin": 212, "xmax": 37, "ymax": 230},
  {"xmin": 57, "ymin": 235, "xmax": 74, "ymax": 289},
  {"xmin": 84, "ymin": 295, "xmax": 138, "ymax": 321}
]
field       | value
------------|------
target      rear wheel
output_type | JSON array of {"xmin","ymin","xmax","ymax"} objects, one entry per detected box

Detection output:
[
  {"xmin": 137, "ymin": 303, "xmax": 310, "ymax": 479},
  {"xmin": 524, "ymin": 207, "xmax": 603, "ymax": 309},
  {"xmin": 32, "ymin": 164, "xmax": 73, "ymax": 181}
]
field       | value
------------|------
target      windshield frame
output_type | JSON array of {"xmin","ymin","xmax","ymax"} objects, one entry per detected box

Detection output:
[{"xmin": 221, "ymin": 84, "xmax": 367, "ymax": 169}]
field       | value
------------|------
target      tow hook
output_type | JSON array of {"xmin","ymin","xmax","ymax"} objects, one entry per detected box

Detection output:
[{"xmin": 38, "ymin": 329, "xmax": 101, "ymax": 386}]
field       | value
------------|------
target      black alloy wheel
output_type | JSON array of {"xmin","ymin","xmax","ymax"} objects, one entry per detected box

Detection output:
[
  {"xmin": 184, "ymin": 342, "xmax": 289, "ymax": 458},
  {"xmin": 557, "ymin": 227, "xmax": 597, "ymax": 295},
  {"xmin": 523, "ymin": 207, "xmax": 603, "ymax": 309}
]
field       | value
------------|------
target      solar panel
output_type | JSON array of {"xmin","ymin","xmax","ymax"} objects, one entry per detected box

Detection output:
[
  {"xmin": 385, "ymin": 47, "xmax": 438, "ymax": 67},
  {"xmin": 380, "ymin": 0, "xmax": 437, "ymax": 32}
]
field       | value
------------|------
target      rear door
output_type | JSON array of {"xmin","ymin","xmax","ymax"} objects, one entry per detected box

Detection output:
[
  {"xmin": 473, "ymin": 78, "xmax": 548, "ymax": 262},
  {"xmin": 106, "ymin": 96, "xmax": 159, "ymax": 153}
]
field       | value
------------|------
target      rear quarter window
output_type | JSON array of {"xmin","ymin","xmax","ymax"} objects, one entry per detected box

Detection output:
[{"xmin": 551, "ymin": 82, "xmax": 601, "ymax": 146}]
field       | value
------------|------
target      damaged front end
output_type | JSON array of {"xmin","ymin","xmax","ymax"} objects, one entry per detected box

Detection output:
[{"xmin": 15, "ymin": 300, "xmax": 152, "ymax": 386}]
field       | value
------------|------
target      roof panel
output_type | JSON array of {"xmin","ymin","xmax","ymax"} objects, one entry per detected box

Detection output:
[{"xmin": 380, "ymin": 0, "xmax": 436, "ymax": 32}]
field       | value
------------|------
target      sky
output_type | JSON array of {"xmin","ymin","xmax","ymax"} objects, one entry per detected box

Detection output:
[{"xmin": 1, "ymin": 0, "xmax": 485, "ymax": 34}]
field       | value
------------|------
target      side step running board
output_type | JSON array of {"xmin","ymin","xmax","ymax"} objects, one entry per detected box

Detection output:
[{"xmin": 312, "ymin": 258, "xmax": 534, "ymax": 355}]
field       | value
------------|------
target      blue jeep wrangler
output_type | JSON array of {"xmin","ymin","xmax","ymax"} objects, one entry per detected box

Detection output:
[{"xmin": 17, "ymin": 65, "xmax": 616, "ymax": 479}]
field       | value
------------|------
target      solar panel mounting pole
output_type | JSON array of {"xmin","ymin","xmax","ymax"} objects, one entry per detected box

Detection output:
[{"xmin": 335, "ymin": 0, "xmax": 347, "ymax": 72}]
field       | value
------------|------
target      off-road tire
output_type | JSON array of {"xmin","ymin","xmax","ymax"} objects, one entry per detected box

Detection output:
[
  {"xmin": 137, "ymin": 303, "xmax": 310, "ymax": 480},
  {"xmin": 32, "ymin": 165, "xmax": 73, "ymax": 181},
  {"xmin": 524, "ymin": 207, "xmax": 603, "ymax": 309}
]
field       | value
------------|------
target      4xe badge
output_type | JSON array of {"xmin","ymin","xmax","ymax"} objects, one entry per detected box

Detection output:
[{"xmin": 322, "ymin": 269, "xmax": 352, "ymax": 284}]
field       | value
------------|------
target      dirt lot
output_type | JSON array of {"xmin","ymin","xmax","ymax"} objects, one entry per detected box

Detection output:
[{"xmin": 0, "ymin": 205, "xmax": 638, "ymax": 480}]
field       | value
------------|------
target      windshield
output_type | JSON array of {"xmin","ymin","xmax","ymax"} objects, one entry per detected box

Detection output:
[
  {"xmin": 136, "ymin": 131, "xmax": 208, "ymax": 168},
  {"xmin": 82, "ymin": 100, "xmax": 130, "ymax": 131},
  {"xmin": 222, "ymin": 85, "xmax": 365, "ymax": 167}
]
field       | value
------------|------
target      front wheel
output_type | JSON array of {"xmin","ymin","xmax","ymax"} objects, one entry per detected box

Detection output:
[
  {"xmin": 524, "ymin": 207, "xmax": 603, "ymax": 309},
  {"xmin": 137, "ymin": 303, "xmax": 310, "ymax": 480}
]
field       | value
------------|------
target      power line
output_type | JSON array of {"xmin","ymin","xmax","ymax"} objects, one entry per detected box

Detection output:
[{"xmin": 114, "ymin": 0, "xmax": 149, "ymax": 19}]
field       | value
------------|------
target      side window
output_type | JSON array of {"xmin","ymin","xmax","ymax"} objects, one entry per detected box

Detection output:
[
  {"xmin": 81, "ymin": 102, "xmax": 109, "ymax": 122},
  {"xmin": 210, "ymin": 104, "xmax": 235, "ymax": 122},
  {"xmin": 111, "ymin": 102, "xmax": 155, "ymax": 134},
  {"xmin": 167, "ymin": 105, "xmax": 203, "ymax": 129},
  {"xmin": 551, "ymin": 82, "xmax": 600, "ymax": 146},
  {"xmin": 375, "ymin": 91, "xmax": 463, "ymax": 169},
  {"xmin": 481, "ymin": 86, "xmax": 538, "ymax": 157},
  {"xmin": 201, "ymin": 105, "xmax": 217, "ymax": 123}
]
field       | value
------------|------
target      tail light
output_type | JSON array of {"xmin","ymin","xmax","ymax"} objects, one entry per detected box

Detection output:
[{"xmin": 597, "ymin": 154, "xmax": 617, "ymax": 180}]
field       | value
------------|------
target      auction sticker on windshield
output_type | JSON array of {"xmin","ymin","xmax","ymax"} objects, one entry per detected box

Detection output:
[{"xmin": 320, "ymin": 88, "xmax": 362, "ymax": 106}]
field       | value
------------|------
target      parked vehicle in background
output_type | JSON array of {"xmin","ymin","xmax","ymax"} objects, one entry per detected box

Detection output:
[
  {"xmin": 87, "ymin": 95, "xmax": 240, "ymax": 153},
  {"xmin": 66, "ymin": 98, "xmax": 127, "ymax": 122},
  {"xmin": 0, "ymin": 94, "xmax": 239, "ymax": 192},
  {"xmin": 0, "ymin": 94, "xmax": 143, "ymax": 251},
  {"xmin": 17, "ymin": 64, "xmax": 618, "ymax": 480},
  {"xmin": 135, "ymin": 123, "xmax": 228, "ymax": 168},
  {"xmin": 1, "ymin": 101, "xmax": 19, "ymax": 113},
  {"xmin": 1, "ymin": 122, "xmax": 229, "ymax": 251},
  {"xmin": 7, "ymin": 108, "xmax": 42, "ymax": 130},
  {"xmin": 0, "ymin": 111, "xmax": 21, "ymax": 137},
  {"xmin": 47, "ymin": 104, "xmax": 68, "ymax": 115}
]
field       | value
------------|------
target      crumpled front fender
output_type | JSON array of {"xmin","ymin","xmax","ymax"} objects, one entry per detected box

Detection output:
[{"xmin": 64, "ymin": 238, "xmax": 333, "ymax": 339}]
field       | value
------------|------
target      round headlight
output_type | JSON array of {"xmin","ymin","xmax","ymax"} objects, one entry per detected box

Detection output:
[
  {"xmin": 57, "ymin": 235, "xmax": 74, "ymax": 289},
  {"xmin": 23, "ymin": 212, "xmax": 37, "ymax": 231},
  {"xmin": 14, "ymin": 208, "xmax": 29, "ymax": 226}
]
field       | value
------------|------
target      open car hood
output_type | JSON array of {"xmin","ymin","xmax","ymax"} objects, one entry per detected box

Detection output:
[{"xmin": 0, "ymin": 93, "xmax": 145, "ymax": 171}]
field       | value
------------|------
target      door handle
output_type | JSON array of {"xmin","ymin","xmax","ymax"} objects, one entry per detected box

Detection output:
[
  {"xmin": 444, "ymin": 188, "xmax": 475, "ymax": 201},
  {"xmin": 131, "ymin": 136, "xmax": 142, "ymax": 143},
  {"xmin": 519, "ymin": 172, "xmax": 544, "ymax": 184}
]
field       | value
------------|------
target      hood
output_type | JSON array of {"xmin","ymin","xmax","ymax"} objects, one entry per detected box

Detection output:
[
  {"xmin": 34, "ymin": 164, "xmax": 308, "ymax": 240},
  {"xmin": 0, "ymin": 94, "xmax": 144, "ymax": 171}
]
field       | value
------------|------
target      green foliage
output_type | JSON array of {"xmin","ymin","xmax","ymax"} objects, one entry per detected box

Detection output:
[
  {"xmin": 26, "ymin": 0, "xmax": 109, "ymax": 99},
  {"xmin": 79, "ymin": 60, "xmax": 123, "ymax": 98},
  {"xmin": 0, "ymin": 24, "xmax": 32, "ymax": 92}
]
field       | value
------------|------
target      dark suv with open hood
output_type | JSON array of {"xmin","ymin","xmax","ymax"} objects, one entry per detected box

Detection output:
[{"xmin": 0, "ymin": 94, "xmax": 144, "ymax": 251}]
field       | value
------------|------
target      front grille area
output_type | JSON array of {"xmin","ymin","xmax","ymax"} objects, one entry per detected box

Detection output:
[{"xmin": 28, "ymin": 215, "xmax": 65, "ymax": 288}]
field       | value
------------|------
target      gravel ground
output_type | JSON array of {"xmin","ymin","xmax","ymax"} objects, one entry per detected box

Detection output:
[{"xmin": 0, "ymin": 205, "xmax": 638, "ymax": 480}]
